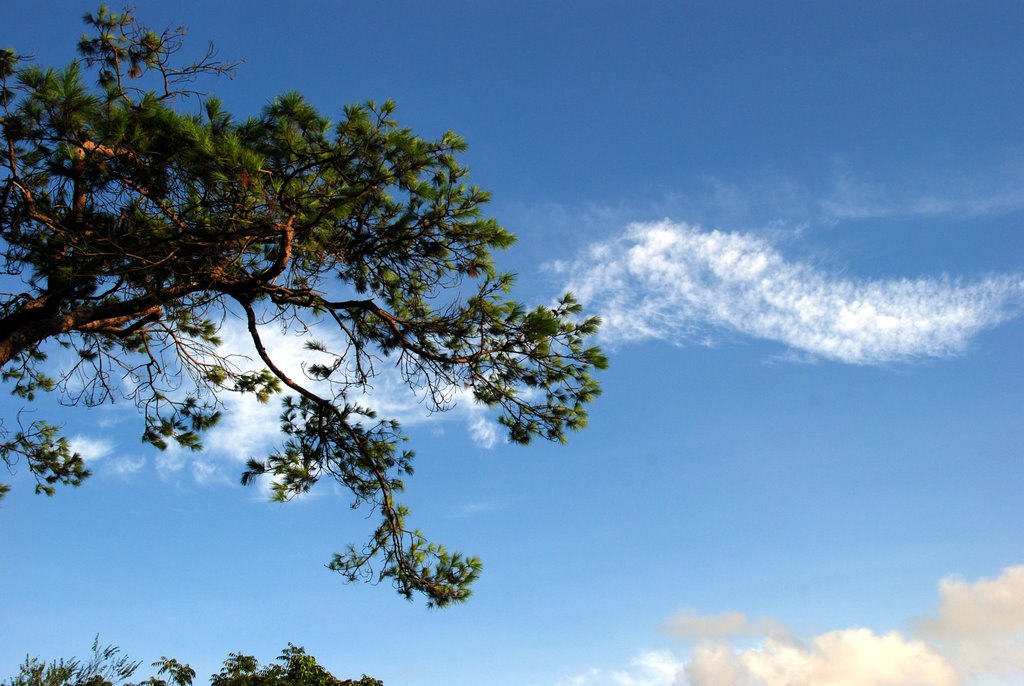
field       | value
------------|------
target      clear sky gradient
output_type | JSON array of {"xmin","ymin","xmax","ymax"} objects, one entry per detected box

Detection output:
[{"xmin": 3, "ymin": 2, "xmax": 1023, "ymax": 685}]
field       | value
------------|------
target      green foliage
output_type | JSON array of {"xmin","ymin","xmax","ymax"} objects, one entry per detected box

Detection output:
[
  {"xmin": 144, "ymin": 659, "xmax": 196, "ymax": 686},
  {"xmin": 0, "ymin": 6, "xmax": 606, "ymax": 603},
  {"xmin": 0, "ymin": 417, "xmax": 90, "ymax": 496},
  {"xmin": 211, "ymin": 646, "xmax": 381, "ymax": 686},
  {"xmin": 3, "ymin": 641, "xmax": 379, "ymax": 686},
  {"xmin": 3, "ymin": 638, "xmax": 141, "ymax": 686}
]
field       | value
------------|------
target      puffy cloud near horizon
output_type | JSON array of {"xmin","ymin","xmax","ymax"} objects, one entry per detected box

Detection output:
[
  {"xmin": 685, "ymin": 630, "xmax": 959, "ymax": 686},
  {"xmin": 918, "ymin": 566, "xmax": 1024, "ymax": 676},
  {"xmin": 559, "ymin": 221, "xmax": 1024, "ymax": 364},
  {"xmin": 563, "ymin": 564, "xmax": 1024, "ymax": 686}
]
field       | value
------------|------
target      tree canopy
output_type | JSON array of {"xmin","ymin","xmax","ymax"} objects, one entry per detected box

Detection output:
[
  {"xmin": 3, "ymin": 640, "xmax": 381, "ymax": 686},
  {"xmin": 0, "ymin": 6, "xmax": 606, "ymax": 605}
]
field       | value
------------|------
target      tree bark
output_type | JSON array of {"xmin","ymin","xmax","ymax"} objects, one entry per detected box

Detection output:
[{"xmin": 0, "ymin": 296, "xmax": 167, "ymax": 367}]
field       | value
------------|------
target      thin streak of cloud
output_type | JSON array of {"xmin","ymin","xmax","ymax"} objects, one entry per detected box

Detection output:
[
  {"xmin": 821, "ymin": 163, "xmax": 1024, "ymax": 221},
  {"xmin": 561, "ymin": 220, "xmax": 1023, "ymax": 364},
  {"xmin": 506, "ymin": 161, "xmax": 1024, "ymax": 250},
  {"xmin": 447, "ymin": 500, "xmax": 502, "ymax": 519},
  {"xmin": 663, "ymin": 610, "xmax": 789, "ymax": 643}
]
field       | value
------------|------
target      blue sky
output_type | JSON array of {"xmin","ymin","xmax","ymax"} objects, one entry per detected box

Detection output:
[{"xmin": 2, "ymin": 2, "xmax": 1023, "ymax": 685}]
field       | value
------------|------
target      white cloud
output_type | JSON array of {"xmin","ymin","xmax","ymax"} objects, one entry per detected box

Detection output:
[
  {"xmin": 154, "ymin": 442, "xmax": 187, "ymax": 476},
  {"xmin": 612, "ymin": 652, "xmax": 687, "ymax": 686},
  {"xmin": 164, "ymin": 314, "xmax": 505, "ymax": 487},
  {"xmin": 564, "ymin": 652, "xmax": 685, "ymax": 686},
  {"xmin": 562, "ymin": 220, "xmax": 1023, "ymax": 364},
  {"xmin": 918, "ymin": 566, "xmax": 1024, "ymax": 676},
  {"xmin": 106, "ymin": 455, "xmax": 145, "ymax": 475},
  {"xmin": 705, "ymin": 630, "xmax": 960, "ymax": 686},
  {"xmin": 683, "ymin": 643, "xmax": 747, "ymax": 686},
  {"xmin": 68, "ymin": 434, "xmax": 144, "ymax": 475},
  {"xmin": 663, "ymin": 610, "xmax": 786, "ymax": 643},
  {"xmin": 190, "ymin": 459, "xmax": 231, "ymax": 486},
  {"xmin": 454, "ymin": 387, "xmax": 501, "ymax": 449},
  {"xmin": 204, "ymin": 390, "xmax": 285, "ymax": 466},
  {"xmin": 920, "ymin": 566, "xmax": 1024, "ymax": 641},
  {"xmin": 58, "ymin": 308, "xmax": 505, "ymax": 489},
  {"xmin": 68, "ymin": 435, "xmax": 114, "ymax": 462},
  {"xmin": 563, "ymin": 565, "xmax": 1024, "ymax": 686}
]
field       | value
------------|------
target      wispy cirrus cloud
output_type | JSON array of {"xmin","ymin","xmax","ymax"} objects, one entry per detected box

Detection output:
[
  {"xmin": 557, "ymin": 220, "xmax": 1023, "ymax": 364},
  {"xmin": 69, "ymin": 434, "xmax": 144, "ymax": 475},
  {"xmin": 564, "ymin": 565, "xmax": 1024, "ymax": 686},
  {"xmin": 504, "ymin": 160, "xmax": 1024, "ymax": 246},
  {"xmin": 446, "ymin": 499, "xmax": 503, "ymax": 519},
  {"xmin": 821, "ymin": 162, "xmax": 1024, "ymax": 221}
]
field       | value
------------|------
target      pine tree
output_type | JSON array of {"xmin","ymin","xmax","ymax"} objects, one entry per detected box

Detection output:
[{"xmin": 0, "ymin": 6, "xmax": 605, "ymax": 605}]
